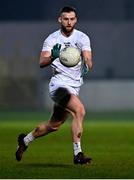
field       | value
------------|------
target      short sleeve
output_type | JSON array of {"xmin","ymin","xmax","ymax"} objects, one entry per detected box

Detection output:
[
  {"xmin": 80, "ymin": 33, "xmax": 91, "ymax": 51},
  {"xmin": 42, "ymin": 35, "xmax": 54, "ymax": 52}
]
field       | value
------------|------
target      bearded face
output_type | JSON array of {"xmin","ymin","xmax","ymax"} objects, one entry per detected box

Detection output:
[{"xmin": 59, "ymin": 11, "xmax": 77, "ymax": 35}]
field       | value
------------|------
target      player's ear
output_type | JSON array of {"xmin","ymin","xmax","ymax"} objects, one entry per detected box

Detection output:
[{"xmin": 58, "ymin": 17, "xmax": 62, "ymax": 23}]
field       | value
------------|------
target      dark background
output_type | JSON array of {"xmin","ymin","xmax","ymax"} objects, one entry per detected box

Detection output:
[{"xmin": 0, "ymin": 0, "xmax": 134, "ymax": 21}]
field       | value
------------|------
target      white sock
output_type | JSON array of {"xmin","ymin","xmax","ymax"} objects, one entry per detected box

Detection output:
[
  {"xmin": 73, "ymin": 142, "xmax": 82, "ymax": 156},
  {"xmin": 24, "ymin": 132, "xmax": 35, "ymax": 146}
]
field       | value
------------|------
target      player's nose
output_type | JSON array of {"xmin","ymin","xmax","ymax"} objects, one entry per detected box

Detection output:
[{"xmin": 68, "ymin": 19, "xmax": 71, "ymax": 25}]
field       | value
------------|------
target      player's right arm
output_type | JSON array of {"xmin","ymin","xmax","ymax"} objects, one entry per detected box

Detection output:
[
  {"xmin": 39, "ymin": 35, "xmax": 61, "ymax": 68},
  {"xmin": 39, "ymin": 51, "xmax": 52, "ymax": 68},
  {"xmin": 39, "ymin": 35, "xmax": 53, "ymax": 68}
]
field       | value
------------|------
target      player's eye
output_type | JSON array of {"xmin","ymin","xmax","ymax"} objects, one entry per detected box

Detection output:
[
  {"xmin": 70, "ymin": 18, "xmax": 75, "ymax": 21},
  {"xmin": 64, "ymin": 18, "xmax": 69, "ymax": 21}
]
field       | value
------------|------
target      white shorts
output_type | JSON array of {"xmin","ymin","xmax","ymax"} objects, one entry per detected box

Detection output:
[{"xmin": 49, "ymin": 80, "xmax": 80, "ymax": 102}]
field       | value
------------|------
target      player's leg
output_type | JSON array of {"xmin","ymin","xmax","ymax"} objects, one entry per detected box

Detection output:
[
  {"xmin": 66, "ymin": 94, "xmax": 92, "ymax": 164},
  {"xmin": 50, "ymin": 86, "xmax": 92, "ymax": 164},
  {"xmin": 30, "ymin": 87, "xmax": 71, "ymax": 139},
  {"xmin": 15, "ymin": 104, "xmax": 69, "ymax": 161},
  {"xmin": 32, "ymin": 104, "xmax": 69, "ymax": 138},
  {"xmin": 67, "ymin": 95, "xmax": 85, "ymax": 142}
]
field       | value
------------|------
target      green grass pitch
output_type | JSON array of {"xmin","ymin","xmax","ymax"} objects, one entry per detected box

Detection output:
[{"xmin": 0, "ymin": 111, "xmax": 134, "ymax": 179}]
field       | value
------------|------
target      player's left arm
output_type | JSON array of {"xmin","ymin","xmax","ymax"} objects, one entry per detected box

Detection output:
[
  {"xmin": 80, "ymin": 33, "xmax": 93, "ymax": 71},
  {"xmin": 82, "ymin": 50, "xmax": 93, "ymax": 70}
]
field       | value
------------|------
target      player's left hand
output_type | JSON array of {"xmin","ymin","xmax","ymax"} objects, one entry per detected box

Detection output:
[
  {"xmin": 51, "ymin": 43, "xmax": 61, "ymax": 61},
  {"xmin": 81, "ymin": 62, "xmax": 89, "ymax": 77}
]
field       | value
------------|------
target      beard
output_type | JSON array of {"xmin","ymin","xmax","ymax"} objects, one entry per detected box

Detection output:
[{"xmin": 61, "ymin": 24, "xmax": 75, "ymax": 35}]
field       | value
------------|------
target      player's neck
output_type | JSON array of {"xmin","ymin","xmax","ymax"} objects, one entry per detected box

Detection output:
[{"xmin": 60, "ymin": 29, "xmax": 74, "ymax": 37}]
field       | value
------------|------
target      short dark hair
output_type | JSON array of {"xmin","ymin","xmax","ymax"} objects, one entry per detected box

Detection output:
[{"xmin": 59, "ymin": 6, "xmax": 77, "ymax": 16}]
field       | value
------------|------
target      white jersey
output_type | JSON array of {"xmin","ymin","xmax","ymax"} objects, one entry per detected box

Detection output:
[{"xmin": 42, "ymin": 29, "xmax": 91, "ymax": 87}]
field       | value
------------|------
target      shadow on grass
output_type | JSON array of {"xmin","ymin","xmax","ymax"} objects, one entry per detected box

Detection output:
[{"xmin": 23, "ymin": 163, "xmax": 72, "ymax": 168}]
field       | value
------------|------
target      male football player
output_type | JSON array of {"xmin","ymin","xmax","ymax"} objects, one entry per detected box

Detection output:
[{"xmin": 16, "ymin": 6, "xmax": 93, "ymax": 164}]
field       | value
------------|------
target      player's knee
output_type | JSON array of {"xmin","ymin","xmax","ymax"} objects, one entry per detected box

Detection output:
[
  {"xmin": 76, "ymin": 105, "xmax": 86, "ymax": 119},
  {"xmin": 46, "ymin": 123, "xmax": 59, "ymax": 132}
]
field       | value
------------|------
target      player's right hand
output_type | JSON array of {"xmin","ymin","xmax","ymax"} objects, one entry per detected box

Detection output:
[{"xmin": 51, "ymin": 43, "xmax": 61, "ymax": 61}]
